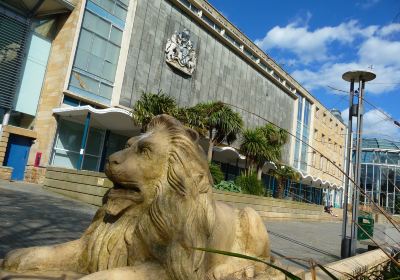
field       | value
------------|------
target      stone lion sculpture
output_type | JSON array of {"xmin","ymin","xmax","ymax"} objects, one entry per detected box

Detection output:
[{"xmin": 1, "ymin": 115, "xmax": 274, "ymax": 280}]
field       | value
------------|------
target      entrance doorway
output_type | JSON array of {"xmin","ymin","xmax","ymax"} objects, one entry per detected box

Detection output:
[{"xmin": 4, "ymin": 134, "xmax": 32, "ymax": 180}]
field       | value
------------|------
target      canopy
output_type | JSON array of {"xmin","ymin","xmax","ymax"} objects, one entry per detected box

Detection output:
[
  {"xmin": 3, "ymin": 0, "xmax": 75, "ymax": 17},
  {"xmin": 53, "ymin": 105, "xmax": 140, "ymax": 137}
]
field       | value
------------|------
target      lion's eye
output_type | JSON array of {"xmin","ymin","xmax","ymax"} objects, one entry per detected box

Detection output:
[{"xmin": 138, "ymin": 145, "xmax": 151, "ymax": 156}]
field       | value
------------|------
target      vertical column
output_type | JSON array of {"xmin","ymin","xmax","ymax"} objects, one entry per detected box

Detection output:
[
  {"xmin": 351, "ymin": 79, "xmax": 365, "ymax": 256},
  {"xmin": 341, "ymin": 78, "xmax": 354, "ymax": 258},
  {"xmin": 77, "ymin": 112, "xmax": 91, "ymax": 170}
]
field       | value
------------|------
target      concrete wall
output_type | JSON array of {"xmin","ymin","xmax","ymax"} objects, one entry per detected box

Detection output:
[
  {"xmin": 120, "ymin": 0, "xmax": 295, "ymax": 159},
  {"xmin": 44, "ymin": 167, "xmax": 341, "ymax": 221}
]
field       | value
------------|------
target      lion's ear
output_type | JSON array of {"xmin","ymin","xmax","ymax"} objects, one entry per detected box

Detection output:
[{"xmin": 185, "ymin": 127, "xmax": 199, "ymax": 143}]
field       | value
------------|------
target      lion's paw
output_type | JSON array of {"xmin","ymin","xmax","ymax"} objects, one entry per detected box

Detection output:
[
  {"xmin": 207, "ymin": 264, "xmax": 256, "ymax": 280},
  {"xmin": 2, "ymin": 247, "xmax": 39, "ymax": 271}
]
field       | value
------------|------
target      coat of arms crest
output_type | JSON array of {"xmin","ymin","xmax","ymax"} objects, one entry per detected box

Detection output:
[{"xmin": 165, "ymin": 28, "xmax": 197, "ymax": 76}]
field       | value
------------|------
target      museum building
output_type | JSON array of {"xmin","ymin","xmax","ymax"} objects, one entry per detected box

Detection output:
[{"xmin": 0, "ymin": 0, "xmax": 346, "ymax": 206}]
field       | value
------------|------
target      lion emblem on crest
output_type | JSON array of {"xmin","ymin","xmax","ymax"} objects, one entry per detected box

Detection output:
[{"xmin": 1, "ymin": 115, "xmax": 276, "ymax": 280}]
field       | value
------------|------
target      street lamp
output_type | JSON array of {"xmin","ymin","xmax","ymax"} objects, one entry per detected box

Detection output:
[{"xmin": 341, "ymin": 70, "xmax": 376, "ymax": 258}]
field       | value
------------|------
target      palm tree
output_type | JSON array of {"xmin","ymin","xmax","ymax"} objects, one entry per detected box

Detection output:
[
  {"xmin": 239, "ymin": 128, "xmax": 281, "ymax": 180},
  {"xmin": 183, "ymin": 102, "xmax": 243, "ymax": 162},
  {"xmin": 239, "ymin": 123, "xmax": 289, "ymax": 181},
  {"xmin": 269, "ymin": 164, "xmax": 300, "ymax": 199},
  {"xmin": 132, "ymin": 92, "xmax": 178, "ymax": 131}
]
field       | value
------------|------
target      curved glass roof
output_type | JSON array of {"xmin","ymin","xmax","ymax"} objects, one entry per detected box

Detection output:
[{"xmin": 362, "ymin": 138, "xmax": 400, "ymax": 150}]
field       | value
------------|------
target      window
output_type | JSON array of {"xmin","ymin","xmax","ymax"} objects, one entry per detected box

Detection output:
[
  {"xmin": 314, "ymin": 129, "xmax": 318, "ymax": 140},
  {"xmin": 51, "ymin": 119, "xmax": 105, "ymax": 171},
  {"xmin": 68, "ymin": 0, "xmax": 128, "ymax": 103}
]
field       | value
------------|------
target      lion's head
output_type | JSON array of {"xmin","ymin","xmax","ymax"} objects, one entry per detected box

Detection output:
[{"xmin": 104, "ymin": 114, "xmax": 216, "ymax": 280}]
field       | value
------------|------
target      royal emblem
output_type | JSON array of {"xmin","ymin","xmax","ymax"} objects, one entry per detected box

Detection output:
[{"xmin": 165, "ymin": 28, "xmax": 197, "ymax": 75}]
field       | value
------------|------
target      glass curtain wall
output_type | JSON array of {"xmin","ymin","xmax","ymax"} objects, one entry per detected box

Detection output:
[
  {"xmin": 293, "ymin": 93, "xmax": 312, "ymax": 172},
  {"xmin": 68, "ymin": 0, "xmax": 128, "ymax": 104},
  {"xmin": 359, "ymin": 150, "xmax": 400, "ymax": 214}
]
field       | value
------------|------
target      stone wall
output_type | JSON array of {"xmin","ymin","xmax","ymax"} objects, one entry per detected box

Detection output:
[
  {"xmin": 44, "ymin": 167, "xmax": 113, "ymax": 206},
  {"xmin": 25, "ymin": 166, "xmax": 47, "ymax": 184},
  {"xmin": 44, "ymin": 167, "xmax": 340, "ymax": 221},
  {"xmin": 120, "ymin": 0, "xmax": 295, "ymax": 161},
  {"xmin": 0, "ymin": 130, "xmax": 9, "ymax": 165},
  {"xmin": 0, "ymin": 166, "xmax": 13, "ymax": 181}
]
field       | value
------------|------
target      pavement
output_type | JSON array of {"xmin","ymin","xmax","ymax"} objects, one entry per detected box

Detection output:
[{"xmin": 0, "ymin": 181, "xmax": 399, "ymax": 271}]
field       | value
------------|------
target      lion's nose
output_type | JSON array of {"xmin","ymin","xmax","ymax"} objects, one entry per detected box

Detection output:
[{"xmin": 107, "ymin": 151, "xmax": 124, "ymax": 165}]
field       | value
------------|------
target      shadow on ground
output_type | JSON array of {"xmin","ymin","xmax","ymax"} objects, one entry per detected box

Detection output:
[{"xmin": 0, "ymin": 189, "xmax": 95, "ymax": 258}]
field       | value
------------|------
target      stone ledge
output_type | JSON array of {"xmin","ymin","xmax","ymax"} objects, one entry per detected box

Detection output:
[{"xmin": 304, "ymin": 249, "xmax": 389, "ymax": 279}]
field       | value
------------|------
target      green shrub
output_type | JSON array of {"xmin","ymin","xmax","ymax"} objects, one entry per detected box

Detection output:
[
  {"xmin": 235, "ymin": 173, "xmax": 264, "ymax": 196},
  {"xmin": 209, "ymin": 162, "xmax": 224, "ymax": 184},
  {"xmin": 214, "ymin": 180, "xmax": 241, "ymax": 193}
]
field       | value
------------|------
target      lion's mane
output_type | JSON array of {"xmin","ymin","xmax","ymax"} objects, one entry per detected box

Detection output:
[{"xmin": 134, "ymin": 115, "xmax": 216, "ymax": 280}]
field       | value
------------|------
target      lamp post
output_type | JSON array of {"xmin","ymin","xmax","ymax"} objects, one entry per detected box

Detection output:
[{"xmin": 341, "ymin": 70, "xmax": 375, "ymax": 258}]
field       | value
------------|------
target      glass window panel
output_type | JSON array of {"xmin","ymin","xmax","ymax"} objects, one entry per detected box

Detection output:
[
  {"xmin": 105, "ymin": 43, "xmax": 120, "ymax": 64},
  {"xmin": 297, "ymin": 97, "xmax": 303, "ymax": 121},
  {"xmin": 99, "ymin": 83, "xmax": 113, "ymax": 99},
  {"xmin": 70, "ymin": 71, "xmax": 100, "ymax": 94},
  {"xmin": 106, "ymin": 133, "xmax": 129, "ymax": 158},
  {"xmin": 114, "ymin": 4, "xmax": 127, "ymax": 21},
  {"xmin": 77, "ymin": 29, "xmax": 93, "ymax": 51},
  {"xmin": 52, "ymin": 150, "xmax": 79, "ymax": 169},
  {"xmin": 365, "ymin": 164, "xmax": 373, "ymax": 191},
  {"xmin": 82, "ymin": 155, "xmax": 100, "ymax": 171},
  {"xmin": 387, "ymin": 153, "xmax": 399, "ymax": 165},
  {"xmin": 363, "ymin": 151, "xmax": 374, "ymax": 163},
  {"xmin": 92, "ymin": 0, "xmax": 114, "ymax": 14},
  {"xmin": 93, "ymin": 16, "xmax": 111, "ymax": 38},
  {"xmin": 388, "ymin": 168, "xmax": 395, "ymax": 193},
  {"xmin": 110, "ymin": 26, "xmax": 123, "ymax": 45},
  {"xmin": 102, "ymin": 61, "xmax": 117, "ymax": 81},
  {"xmin": 118, "ymin": 0, "xmax": 129, "ymax": 6},
  {"xmin": 92, "ymin": 35, "xmax": 107, "ymax": 57},
  {"xmin": 82, "ymin": 12, "xmax": 97, "ymax": 30},
  {"xmin": 87, "ymin": 54, "xmax": 104, "ymax": 77},
  {"xmin": 361, "ymin": 165, "xmax": 366, "ymax": 190},
  {"xmin": 55, "ymin": 119, "xmax": 83, "ymax": 152},
  {"xmin": 86, "ymin": 127, "xmax": 104, "ymax": 155},
  {"xmin": 74, "ymin": 49, "xmax": 90, "ymax": 70}
]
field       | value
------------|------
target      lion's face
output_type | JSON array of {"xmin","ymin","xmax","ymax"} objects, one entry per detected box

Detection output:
[{"xmin": 104, "ymin": 127, "xmax": 171, "ymax": 215}]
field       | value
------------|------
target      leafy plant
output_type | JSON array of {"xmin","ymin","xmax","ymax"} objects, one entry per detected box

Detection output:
[
  {"xmin": 181, "ymin": 101, "xmax": 243, "ymax": 162},
  {"xmin": 239, "ymin": 124, "xmax": 288, "ymax": 181},
  {"xmin": 209, "ymin": 162, "xmax": 224, "ymax": 185},
  {"xmin": 269, "ymin": 164, "xmax": 300, "ymax": 199},
  {"xmin": 214, "ymin": 180, "xmax": 241, "ymax": 193},
  {"xmin": 193, "ymin": 247, "xmax": 302, "ymax": 280},
  {"xmin": 132, "ymin": 91, "xmax": 179, "ymax": 132},
  {"xmin": 235, "ymin": 172, "xmax": 265, "ymax": 196}
]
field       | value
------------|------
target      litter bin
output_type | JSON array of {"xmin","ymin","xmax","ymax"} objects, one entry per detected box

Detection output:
[{"xmin": 357, "ymin": 214, "xmax": 374, "ymax": 240}]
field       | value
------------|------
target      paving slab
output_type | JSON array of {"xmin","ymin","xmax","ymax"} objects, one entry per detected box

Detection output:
[{"xmin": 0, "ymin": 180, "xmax": 398, "ymax": 272}]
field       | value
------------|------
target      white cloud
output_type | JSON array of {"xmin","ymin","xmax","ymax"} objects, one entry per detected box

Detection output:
[
  {"xmin": 378, "ymin": 23, "xmax": 400, "ymax": 37},
  {"xmin": 292, "ymin": 62, "xmax": 400, "ymax": 95},
  {"xmin": 356, "ymin": 0, "xmax": 380, "ymax": 9},
  {"xmin": 341, "ymin": 108, "xmax": 400, "ymax": 139},
  {"xmin": 255, "ymin": 20, "xmax": 378, "ymax": 63},
  {"xmin": 358, "ymin": 37, "xmax": 400, "ymax": 67}
]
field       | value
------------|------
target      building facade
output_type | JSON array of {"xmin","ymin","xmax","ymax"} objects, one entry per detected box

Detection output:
[
  {"xmin": 0, "ymin": 0, "xmax": 346, "ymax": 206},
  {"xmin": 358, "ymin": 138, "xmax": 400, "ymax": 214}
]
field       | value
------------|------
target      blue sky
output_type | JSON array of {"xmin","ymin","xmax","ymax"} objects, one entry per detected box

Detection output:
[{"xmin": 208, "ymin": 0, "xmax": 400, "ymax": 140}]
